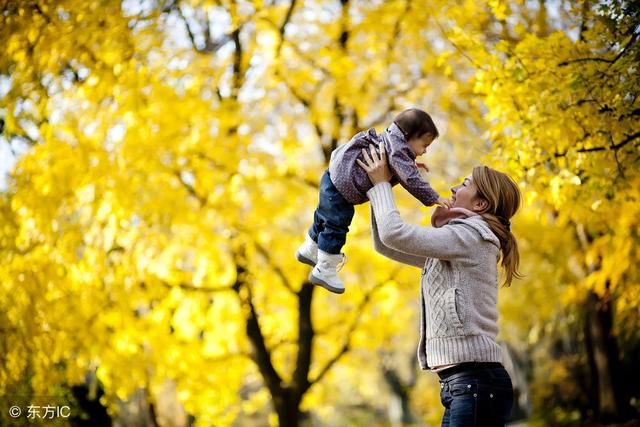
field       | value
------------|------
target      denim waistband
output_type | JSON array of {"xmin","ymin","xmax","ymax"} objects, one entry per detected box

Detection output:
[{"xmin": 437, "ymin": 362, "xmax": 504, "ymax": 381}]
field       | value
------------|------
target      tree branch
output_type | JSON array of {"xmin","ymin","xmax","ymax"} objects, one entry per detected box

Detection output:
[
  {"xmin": 558, "ymin": 57, "xmax": 615, "ymax": 66},
  {"xmin": 283, "ymin": 171, "xmax": 319, "ymax": 190},
  {"xmin": 559, "ymin": 28, "xmax": 639, "ymax": 67},
  {"xmin": 176, "ymin": 3, "xmax": 199, "ymax": 51},
  {"xmin": 574, "ymin": 131, "xmax": 640, "ymax": 153},
  {"xmin": 260, "ymin": 12, "xmax": 332, "ymax": 77},
  {"xmin": 273, "ymin": 0, "xmax": 298, "ymax": 56},
  {"xmin": 172, "ymin": 169, "xmax": 208, "ymax": 207},
  {"xmin": 232, "ymin": 252, "xmax": 284, "ymax": 397},
  {"xmin": 276, "ymin": 71, "xmax": 326, "ymax": 143},
  {"xmin": 309, "ymin": 280, "xmax": 387, "ymax": 386},
  {"xmin": 230, "ymin": 22, "xmax": 244, "ymax": 100},
  {"xmin": 608, "ymin": 27, "xmax": 639, "ymax": 67},
  {"xmin": 524, "ymin": 131, "xmax": 640, "ymax": 173},
  {"xmin": 253, "ymin": 242, "xmax": 296, "ymax": 294},
  {"xmin": 173, "ymin": 1, "xmax": 233, "ymax": 54},
  {"xmin": 432, "ymin": 18, "xmax": 482, "ymax": 69},
  {"xmin": 293, "ymin": 282, "xmax": 314, "ymax": 396}
]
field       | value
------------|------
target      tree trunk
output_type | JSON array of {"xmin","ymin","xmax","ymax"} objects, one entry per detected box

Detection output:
[
  {"xmin": 381, "ymin": 354, "xmax": 417, "ymax": 426},
  {"xmin": 583, "ymin": 300, "xmax": 599, "ymax": 417},
  {"xmin": 382, "ymin": 367, "xmax": 416, "ymax": 426},
  {"xmin": 584, "ymin": 289, "xmax": 632, "ymax": 422},
  {"xmin": 273, "ymin": 390, "xmax": 301, "ymax": 427}
]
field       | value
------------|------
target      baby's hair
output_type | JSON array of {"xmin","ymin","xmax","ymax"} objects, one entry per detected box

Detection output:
[{"xmin": 393, "ymin": 108, "xmax": 439, "ymax": 140}]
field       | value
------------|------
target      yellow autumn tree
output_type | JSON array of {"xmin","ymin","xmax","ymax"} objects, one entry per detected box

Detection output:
[
  {"xmin": 1, "ymin": 0, "xmax": 638, "ymax": 426},
  {"xmin": 438, "ymin": 0, "xmax": 640, "ymax": 423},
  {"xmin": 0, "ymin": 0, "xmax": 482, "ymax": 426}
]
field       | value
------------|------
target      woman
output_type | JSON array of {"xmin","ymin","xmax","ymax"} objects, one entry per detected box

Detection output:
[{"xmin": 358, "ymin": 141, "xmax": 522, "ymax": 426}]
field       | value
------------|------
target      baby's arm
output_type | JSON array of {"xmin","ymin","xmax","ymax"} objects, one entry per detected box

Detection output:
[
  {"xmin": 417, "ymin": 165, "xmax": 451, "ymax": 208},
  {"xmin": 387, "ymin": 143, "xmax": 443, "ymax": 207}
]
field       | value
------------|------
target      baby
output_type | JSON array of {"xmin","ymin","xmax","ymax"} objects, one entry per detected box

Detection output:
[{"xmin": 296, "ymin": 108, "xmax": 450, "ymax": 293}]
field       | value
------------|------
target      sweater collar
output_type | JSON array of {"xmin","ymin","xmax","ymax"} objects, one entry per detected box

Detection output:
[{"xmin": 450, "ymin": 215, "xmax": 500, "ymax": 247}]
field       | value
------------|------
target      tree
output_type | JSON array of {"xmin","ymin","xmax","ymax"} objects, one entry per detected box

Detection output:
[
  {"xmin": 0, "ymin": 1, "xmax": 477, "ymax": 425},
  {"xmin": 465, "ymin": 0, "xmax": 640, "ymax": 422},
  {"xmin": 2, "ymin": 0, "xmax": 638, "ymax": 425}
]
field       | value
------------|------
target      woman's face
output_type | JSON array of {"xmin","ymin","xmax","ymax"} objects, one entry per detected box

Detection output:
[{"xmin": 451, "ymin": 175, "xmax": 485, "ymax": 211}]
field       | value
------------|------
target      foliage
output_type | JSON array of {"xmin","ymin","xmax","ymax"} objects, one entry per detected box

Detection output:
[{"xmin": 0, "ymin": 0, "xmax": 638, "ymax": 425}]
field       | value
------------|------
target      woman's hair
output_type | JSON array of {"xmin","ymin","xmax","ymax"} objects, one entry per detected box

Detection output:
[
  {"xmin": 472, "ymin": 166, "xmax": 522, "ymax": 287},
  {"xmin": 393, "ymin": 108, "xmax": 439, "ymax": 140}
]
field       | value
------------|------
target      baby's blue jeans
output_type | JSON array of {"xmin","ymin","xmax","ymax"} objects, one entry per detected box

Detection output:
[{"xmin": 308, "ymin": 171, "xmax": 355, "ymax": 254}]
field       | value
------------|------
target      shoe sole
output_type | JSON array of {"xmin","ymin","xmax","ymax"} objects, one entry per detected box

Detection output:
[
  {"xmin": 295, "ymin": 251, "xmax": 317, "ymax": 267},
  {"xmin": 309, "ymin": 272, "xmax": 345, "ymax": 294}
]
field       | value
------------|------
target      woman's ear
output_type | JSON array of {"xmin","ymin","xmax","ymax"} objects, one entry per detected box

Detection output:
[{"xmin": 472, "ymin": 198, "xmax": 489, "ymax": 212}]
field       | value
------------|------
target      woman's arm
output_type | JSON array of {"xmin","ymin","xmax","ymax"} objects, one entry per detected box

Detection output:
[
  {"xmin": 367, "ymin": 183, "xmax": 475, "ymax": 260},
  {"xmin": 370, "ymin": 208, "xmax": 426, "ymax": 268},
  {"xmin": 358, "ymin": 142, "xmax": 475, "ymax": 261}
]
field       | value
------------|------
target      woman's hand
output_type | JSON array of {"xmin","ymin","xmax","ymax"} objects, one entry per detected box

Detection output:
[{"xmin": 357, "ymin": 141, "xmax": 392, "ymax": 184}]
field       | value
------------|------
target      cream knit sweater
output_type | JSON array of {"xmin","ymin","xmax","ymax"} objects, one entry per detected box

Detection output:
[{"xmin": 367, "ymin": 182, "xmax": 504, "ymax": 369}]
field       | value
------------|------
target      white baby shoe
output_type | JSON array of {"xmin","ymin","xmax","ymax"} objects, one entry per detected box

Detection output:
[
  {"xmin": 295, "ymin": 234, "xmax": 318, "ymax": 267},
  {"xmin": 309, "ymin": 250, "xmax": 347, "ymax": 294}
]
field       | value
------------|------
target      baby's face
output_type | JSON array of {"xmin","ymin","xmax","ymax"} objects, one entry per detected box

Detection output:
[{"xmin": 408, "ymin": 133, "xmax": 435, "ymax": 157}]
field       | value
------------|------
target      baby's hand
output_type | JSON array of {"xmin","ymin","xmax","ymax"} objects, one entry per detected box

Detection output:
[
  {"xmin": 416, "ymin": 162, "xmax": 429, "ymax": 172},
  {"xmin": 436, "ymin": 196, "xmax": 452, "ymax": 209}
]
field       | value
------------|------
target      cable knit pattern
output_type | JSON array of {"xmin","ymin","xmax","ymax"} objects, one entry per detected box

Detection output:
[
  {"xmin": 426, "ymin": 261, "xmax": 454, "ymax": 336},
  {"xmin": 367, "ymin": 182, "xmax": 504, "ymax": 369}
]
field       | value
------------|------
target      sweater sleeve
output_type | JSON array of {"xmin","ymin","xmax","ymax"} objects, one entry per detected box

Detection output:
[
  {"xmin": 367, "ymin": 182, "xmax": 476, "ymax": 260},
  {"xmin": 370, "ymin": 207, "xmax": 426, "ymax": 268},
  {"xmin": 387, "ymin": 136, "xmax": 440, "ymax": 206}
]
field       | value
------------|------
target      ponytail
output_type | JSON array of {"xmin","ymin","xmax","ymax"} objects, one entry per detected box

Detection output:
[
  {"xmin": 472, "ymin": 166, "xmax": 523, "ymax": 287},
  {"xmin": 481, "ymin": 213, "xmax": 522, "ymax": 287}
]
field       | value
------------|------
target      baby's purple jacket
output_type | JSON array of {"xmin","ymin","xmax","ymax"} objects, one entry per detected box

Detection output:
[{"xmin": 328, "ymin": 122, "xmax": 440, "ymax": 206}]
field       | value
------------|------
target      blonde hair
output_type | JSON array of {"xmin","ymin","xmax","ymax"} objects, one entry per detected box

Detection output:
[{"xmin": 472, "ymin": 166, "xmax": 522, "ymax": 287}]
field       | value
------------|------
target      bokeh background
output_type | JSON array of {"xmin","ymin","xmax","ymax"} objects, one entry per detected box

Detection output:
[{"xmin": 1, "ymin": 0, "xmax": 639, "ymax": 426}]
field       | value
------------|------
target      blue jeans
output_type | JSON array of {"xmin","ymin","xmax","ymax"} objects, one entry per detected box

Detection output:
[
  {"xmin": 308, "ymin": 171, "xmax": 355, "ymax": 254},
  {"xmin": 438, "ymin": 362, "xmax": 513, "ymax": 427}
]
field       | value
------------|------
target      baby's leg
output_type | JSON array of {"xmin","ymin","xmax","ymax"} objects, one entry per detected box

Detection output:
[{"xmin": 314, "ymin": 172, "xmax": 354, "ymax": 254}]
